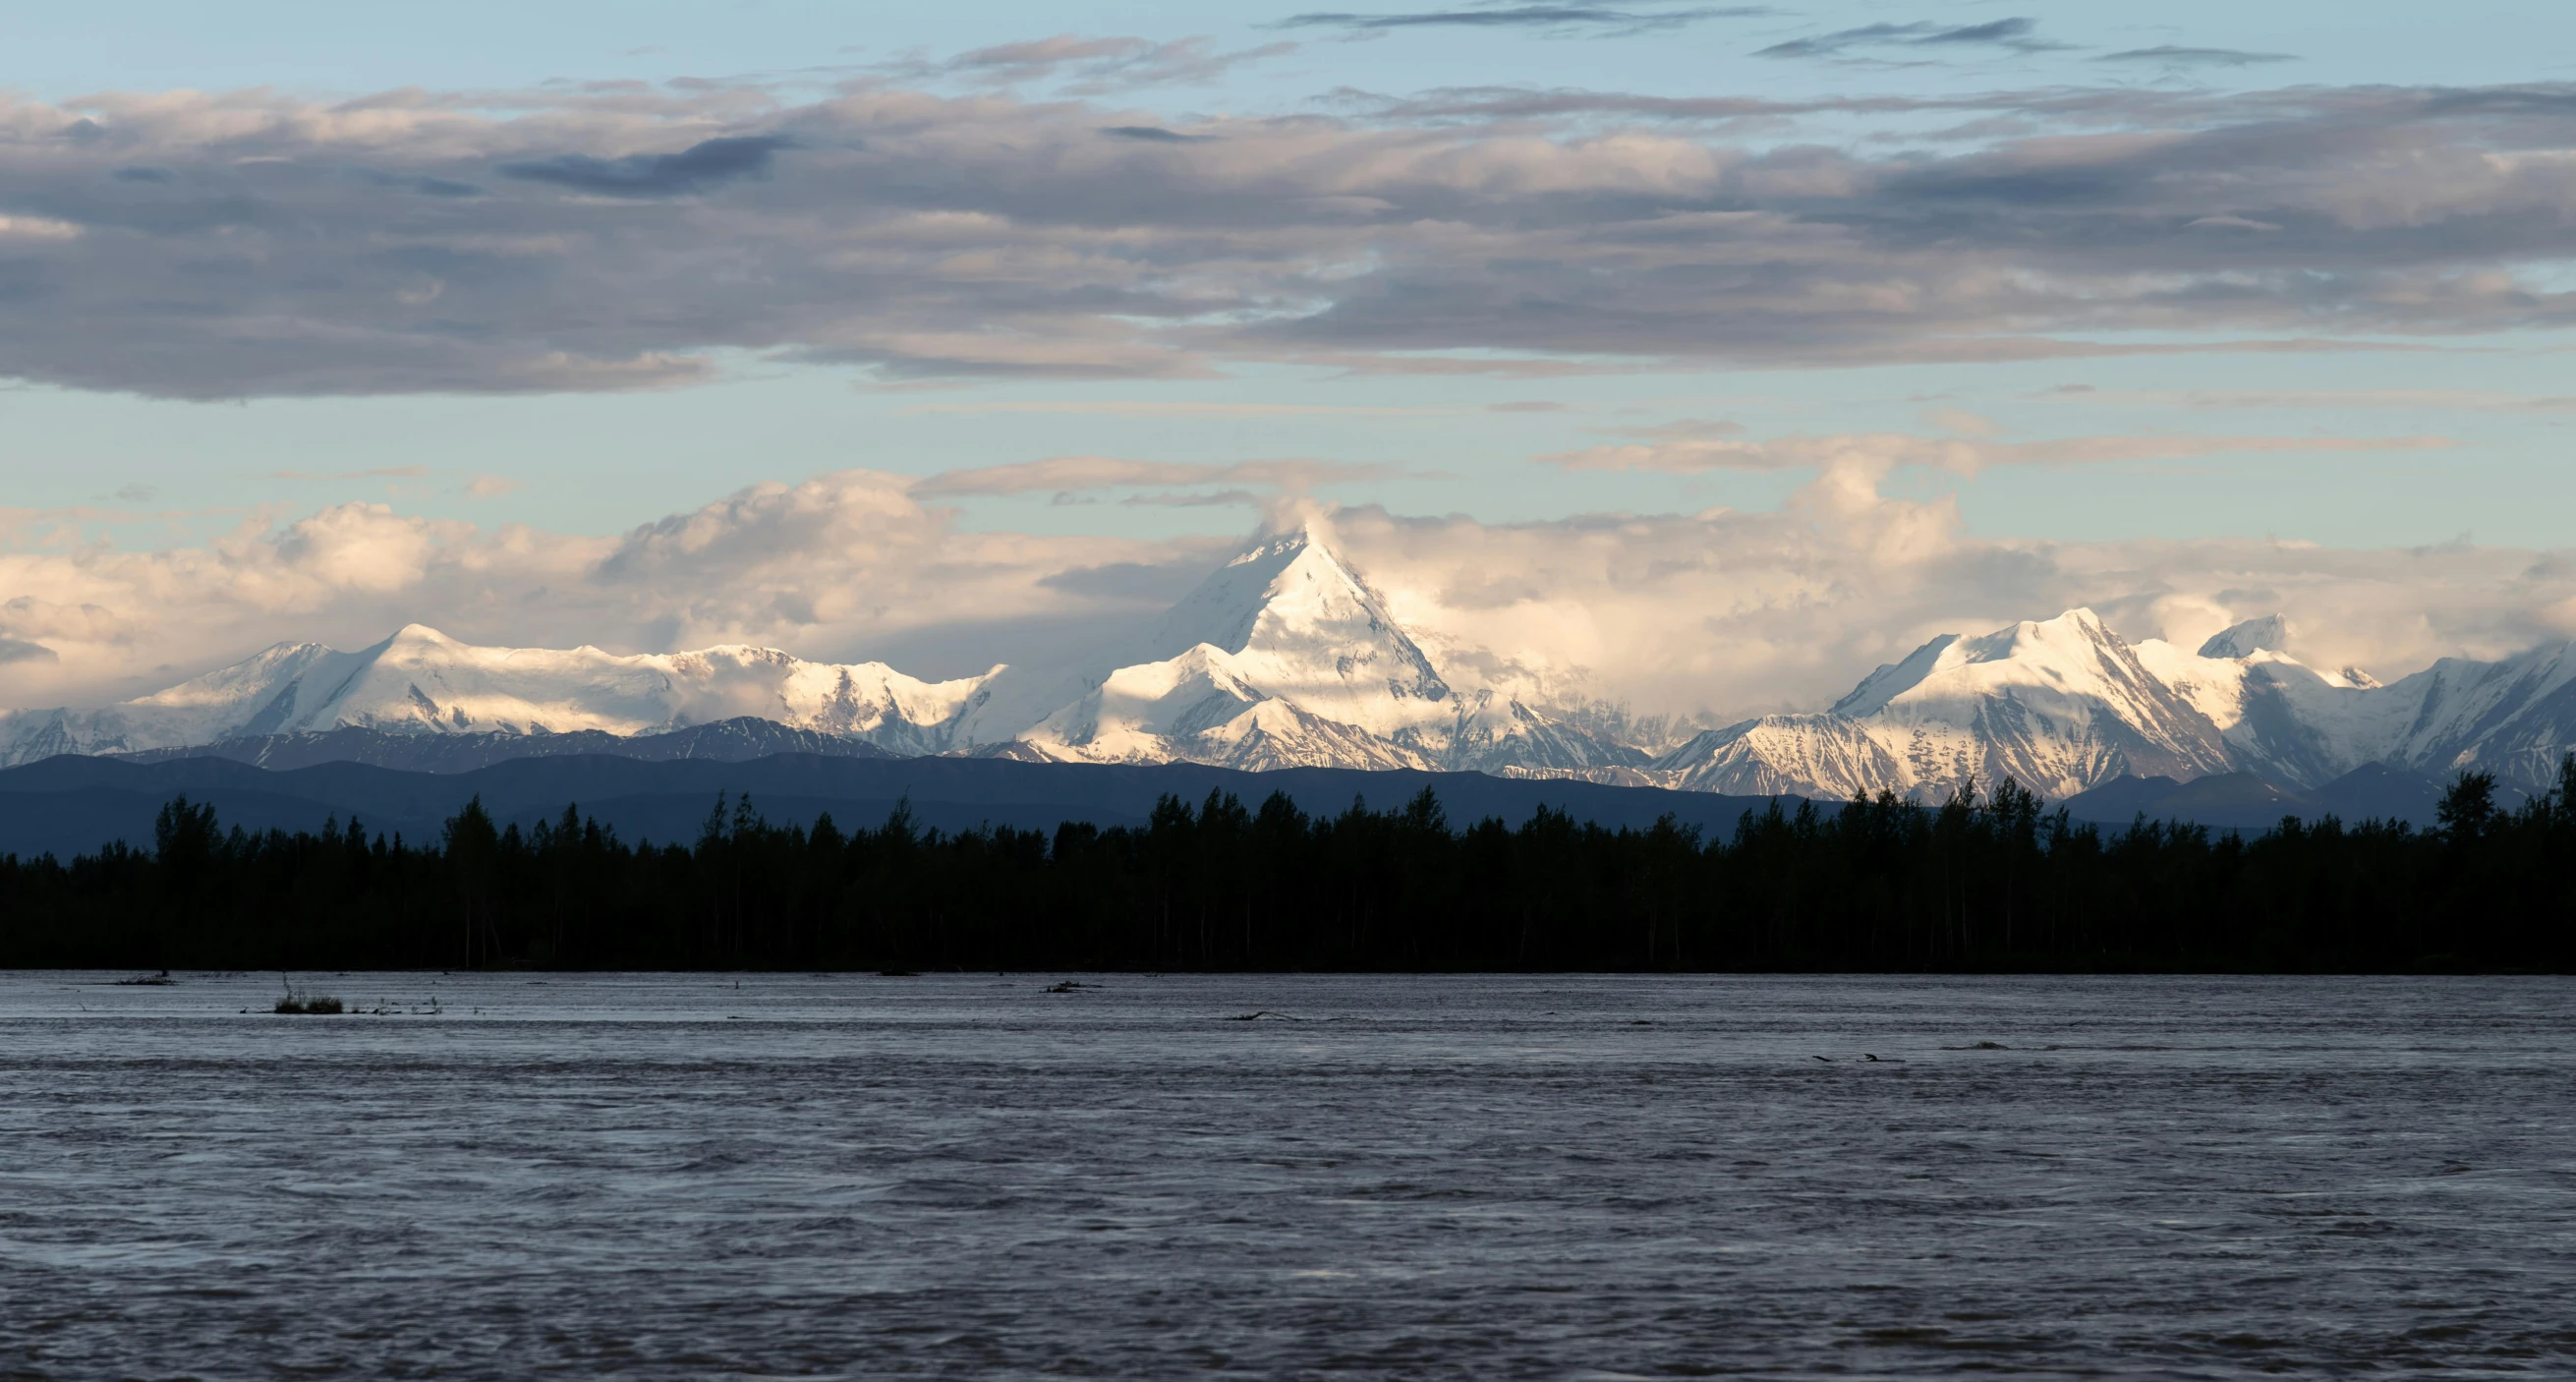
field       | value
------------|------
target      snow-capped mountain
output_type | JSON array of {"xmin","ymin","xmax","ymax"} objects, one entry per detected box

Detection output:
[
  {"xmin": 0, "ymin": 625, "xmax": 992, "ymax": 767},
  {"xmin": 5, "ymin": 521, "xmax": 2573, "ymax": 798},
  {"xmin": 1006, "ymin": 528, "xmax": 1641, "ymax": 773},
  {"xmin": 1012, "ymin": 530, "xmax": 1459, "ymax": 770},
  {"xmin": 1650, "ymin": 609, "xmax": 2576, "ymax": 799},
  {"xmin": 1655, "ymin": 609, "xmax": 2246, "ymax": 799},
  {"xmin": 0, "ymin": 523, "xmax": 1636, "ymax": 776}
]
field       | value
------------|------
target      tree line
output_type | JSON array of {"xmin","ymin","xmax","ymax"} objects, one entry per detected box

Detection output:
[{"xmin": 1, "ymin": 761, "xmax": 2570, "ymax": 972}]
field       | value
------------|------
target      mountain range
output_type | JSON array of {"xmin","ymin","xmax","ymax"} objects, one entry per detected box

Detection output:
[{"xmin": 5, "ymin": 522, "xmax": 2572, "ymax": 806}]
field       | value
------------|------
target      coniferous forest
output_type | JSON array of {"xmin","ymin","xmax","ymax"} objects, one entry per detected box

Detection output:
[{"xmin": 2, "ymin": 761, "xmax": 2571, "ymax": 972}]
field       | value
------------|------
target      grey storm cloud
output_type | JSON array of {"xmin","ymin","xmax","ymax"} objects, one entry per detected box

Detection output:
[
  {"xmin": 2096, "ymin": 45, "xmax": 2297, "ymax": 69},
  {"xmin": 1754, "ymin": 17, "xmax": 2067, "ymax": 59},
  {"xmin": 7, "ymin": 76, "xmax": 2576, "ymax": 397},
  {"xmin": 1098, "ymin": 125, "xmax": 1216, "ymax": 143},
  {"xmin": 498, "ymin": 134, "xmax": 795, "ymax": 198}
]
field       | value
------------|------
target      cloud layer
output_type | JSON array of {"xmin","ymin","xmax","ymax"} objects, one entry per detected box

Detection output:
[
  {"xmin": 6, "ymin": 74, "xmax": 2576, "ymax": 396},
  {"xmin": 5, "ymin": 462, "xmax": 2570, "ymax": 728},
  {"xmin": 1275, "ymin": 5, "xmax": 1768, "ymax": 37},
  {"xmin": 1752, "ymin": 17, "xmax": 2067, "ymax": 60},
  {"xmin": 0, "ymin": 472, "xmax": 1207, "ymax": 706},
  {"xmin": 1537, "ymin": 430, "xmax": 2453, "ymax": 475}
]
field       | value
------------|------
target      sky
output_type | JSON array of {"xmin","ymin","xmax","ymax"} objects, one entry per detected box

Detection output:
[{"xmin": 6, "ymin": 0, "xmax": 2576, "ymax": 718}]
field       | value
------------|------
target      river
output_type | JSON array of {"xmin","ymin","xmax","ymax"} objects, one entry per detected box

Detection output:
[{"xmin": 2, "ymin": 971, "xmax": 2569, "ymax": 1377}]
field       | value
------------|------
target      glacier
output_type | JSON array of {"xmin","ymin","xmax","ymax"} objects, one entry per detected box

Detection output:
[{"xmin": 4, "ymin": 523, "xmax": 2572, "ymax": 798}]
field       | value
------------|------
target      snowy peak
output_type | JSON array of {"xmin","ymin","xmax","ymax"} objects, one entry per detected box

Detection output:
[
  {"xmin": 2369, "ymin": 639, "xmax": 2576, "ymax": 786},
  {"xmin": 2199, "ymin": 614, "xmax": 2291, "ymax": 660},
  {"xmin": 1014, "ymin": 524, "xmax": 1464, "ymax": 769},
  {"xmin": 1139, "ymin": 528, "xmax": 1310, "ymax": 661},
  {"xmin": 0, "ymin": 626, "xmax": 999, "ymax": 765},
  {"xmin": 1832, "ymin": 609, "xmax": 2143, "ymax": 720},
  {"xmin": 951, "ymin": 521, "xmax": 1450, "ymax": 752},
  {"xmin": 1670, "ymin": 608, "xmax": 2244, "ymax": 800},
  {"xmin": 1006, "ymin": 523, "xmax": 1647, "ymax": 774},
  {"xmin": 1952, "ymin": 606, "xmax": 2114, "ymax": 663},
  {"xmin": 284, "ymin": 628, "xmax": 702, "ymax": 736},
  {"xmin": 1667, "ymin": 605, "xmax": 2576, "ymax": 802},
  {"xmin": 1869, "ymin": 608, "xmax": 2237, "ymax": 789},
  {"xmin": 1141, "ymin": 523, "xmax": 1448, "ymax": 699}
]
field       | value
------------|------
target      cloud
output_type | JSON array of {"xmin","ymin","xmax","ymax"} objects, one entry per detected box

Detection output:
[
  {"xmin": 0, "ymin": 506, "xmax": 169, "ymax": 543},
  {"xmin": 1538, "ymin": 429, "xmax": 2452, "ymax": 474},
  {"xmin": 0, "ymin": 465, "xmax": 2568, "ymax": 724},
  {"xmin": 912, "ymin": 455, "xmax": 1393, "ymax": 496},
  {"xmin": 2037, "ymin": 387, "xmax": 2576, "ymax": 411},
  {"xmin": 1332, "ymin": 475, "xmax": 2576, "ymax": 720},
  {"xmin": 465, "ymin": 475, "xmax": 522, "ymax": 497},
  {"xmin": 941, "ymin": 34, "xmax": 1295, "ymax": 92},
  {"xmin": 899, "ymin": 400, "xmax": 1444, "ymax": 417},
  {"xmin": 1100, "ymin": 125, "xmax": 1216, "ymax": 143},
  {"xmin": 1924, "ymin": 408, "xmax": 1999, "ymax": 437},
  {"xmin": 11, "ymin": 78, "xmax": 2576, "ymax": 396},
  {"xmin": 948, "ymin": 34, "xmax": 1158, "ymax": 79},
  {"xmin": 0, "ymin": 470, "xmax": 1206, "ymax": 704},
  {"xmin": 1273, "ymin": 5, "xmax": 1769, "ymax": 37},
  {"xmin": 499, "ymin": 135, "xmax": 795, "ymax": 199},
  {"xmin": 2096, "ymin": 46, "xmax": 2297, "ymax": 69},
  {"xmin": 1038, "ymin": 559, "xmax": 1213, "ymax": 602},
  {"xmin": 0, "ymin": 214, "xmax": 82, "ymax": 240},
  {"xmin": 1122, "ymin": 489, "xmax": 1268, "ymax": 507},
  {"xmin": 0, "ymin": 639, "xmax": 56, "ymax": 665},
  {"xmin": 1754, "ymin": 17, "xmax": 2067, "ymax": 60}
]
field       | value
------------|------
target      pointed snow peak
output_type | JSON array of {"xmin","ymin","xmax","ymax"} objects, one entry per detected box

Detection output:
[
  {"xmin": 2061, "ymin": 606, "xmax": 2112, "ymax": 636},
  {"xmin": 1230, "ymin": 517, "xmax": 1319, "ymax": 567},
  {"xmin": 2200, "ymin": 614, "xmax": 2291, "ymax": 660},
  {"xmin": 373, "ymin": 623, "xmax": 468, "ymax": 660},
  {"xmin": 1145, "ymin": 521, "xmax": 1390, "ymax": 661},
  {"xmin": 1958, "ymin": 607, "xmax": 2117, "ymax": 661},
  {"xmin": 1823, "ymin": 610, "xmax": 2132, "ymax": 722}
]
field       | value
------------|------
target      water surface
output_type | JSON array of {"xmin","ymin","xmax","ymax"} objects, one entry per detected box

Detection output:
[{"xmin": 2, "ymin": 972, "xmax": 2570, "ymax": 1377}]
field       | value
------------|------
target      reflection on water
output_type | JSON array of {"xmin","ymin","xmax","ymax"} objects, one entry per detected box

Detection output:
[{"xmin": 2, "ymin": 972, "xmax": 2571, "ymax": 1377}]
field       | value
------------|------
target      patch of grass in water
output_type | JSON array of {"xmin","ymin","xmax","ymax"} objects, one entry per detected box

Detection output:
[{"xmin": 274, "ymin": 976, "xmax": 344, "ymax": 1015}]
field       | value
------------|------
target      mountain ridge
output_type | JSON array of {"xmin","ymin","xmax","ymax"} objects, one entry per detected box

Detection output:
[{"xmin": 5, "ymin": 523, "xmax": 2572, "ymax": 798}]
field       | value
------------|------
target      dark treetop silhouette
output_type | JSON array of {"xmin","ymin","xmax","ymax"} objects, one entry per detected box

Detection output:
[{"xmin": 3, "ymin": 762, "xmax": 2569, "ymax": 972}]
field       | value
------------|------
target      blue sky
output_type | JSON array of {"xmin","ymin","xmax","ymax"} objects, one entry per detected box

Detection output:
[
  {"xmin": 8, "ymin": 0, "xmax": 2576, "ymax": 548},
  {"xmin": 7, "ymin": 0, "xmax": 2576, "ymax": 709},
  {"xmin": 11, "ymin": 1, "xmax": 2563, "ymax": 102}
]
